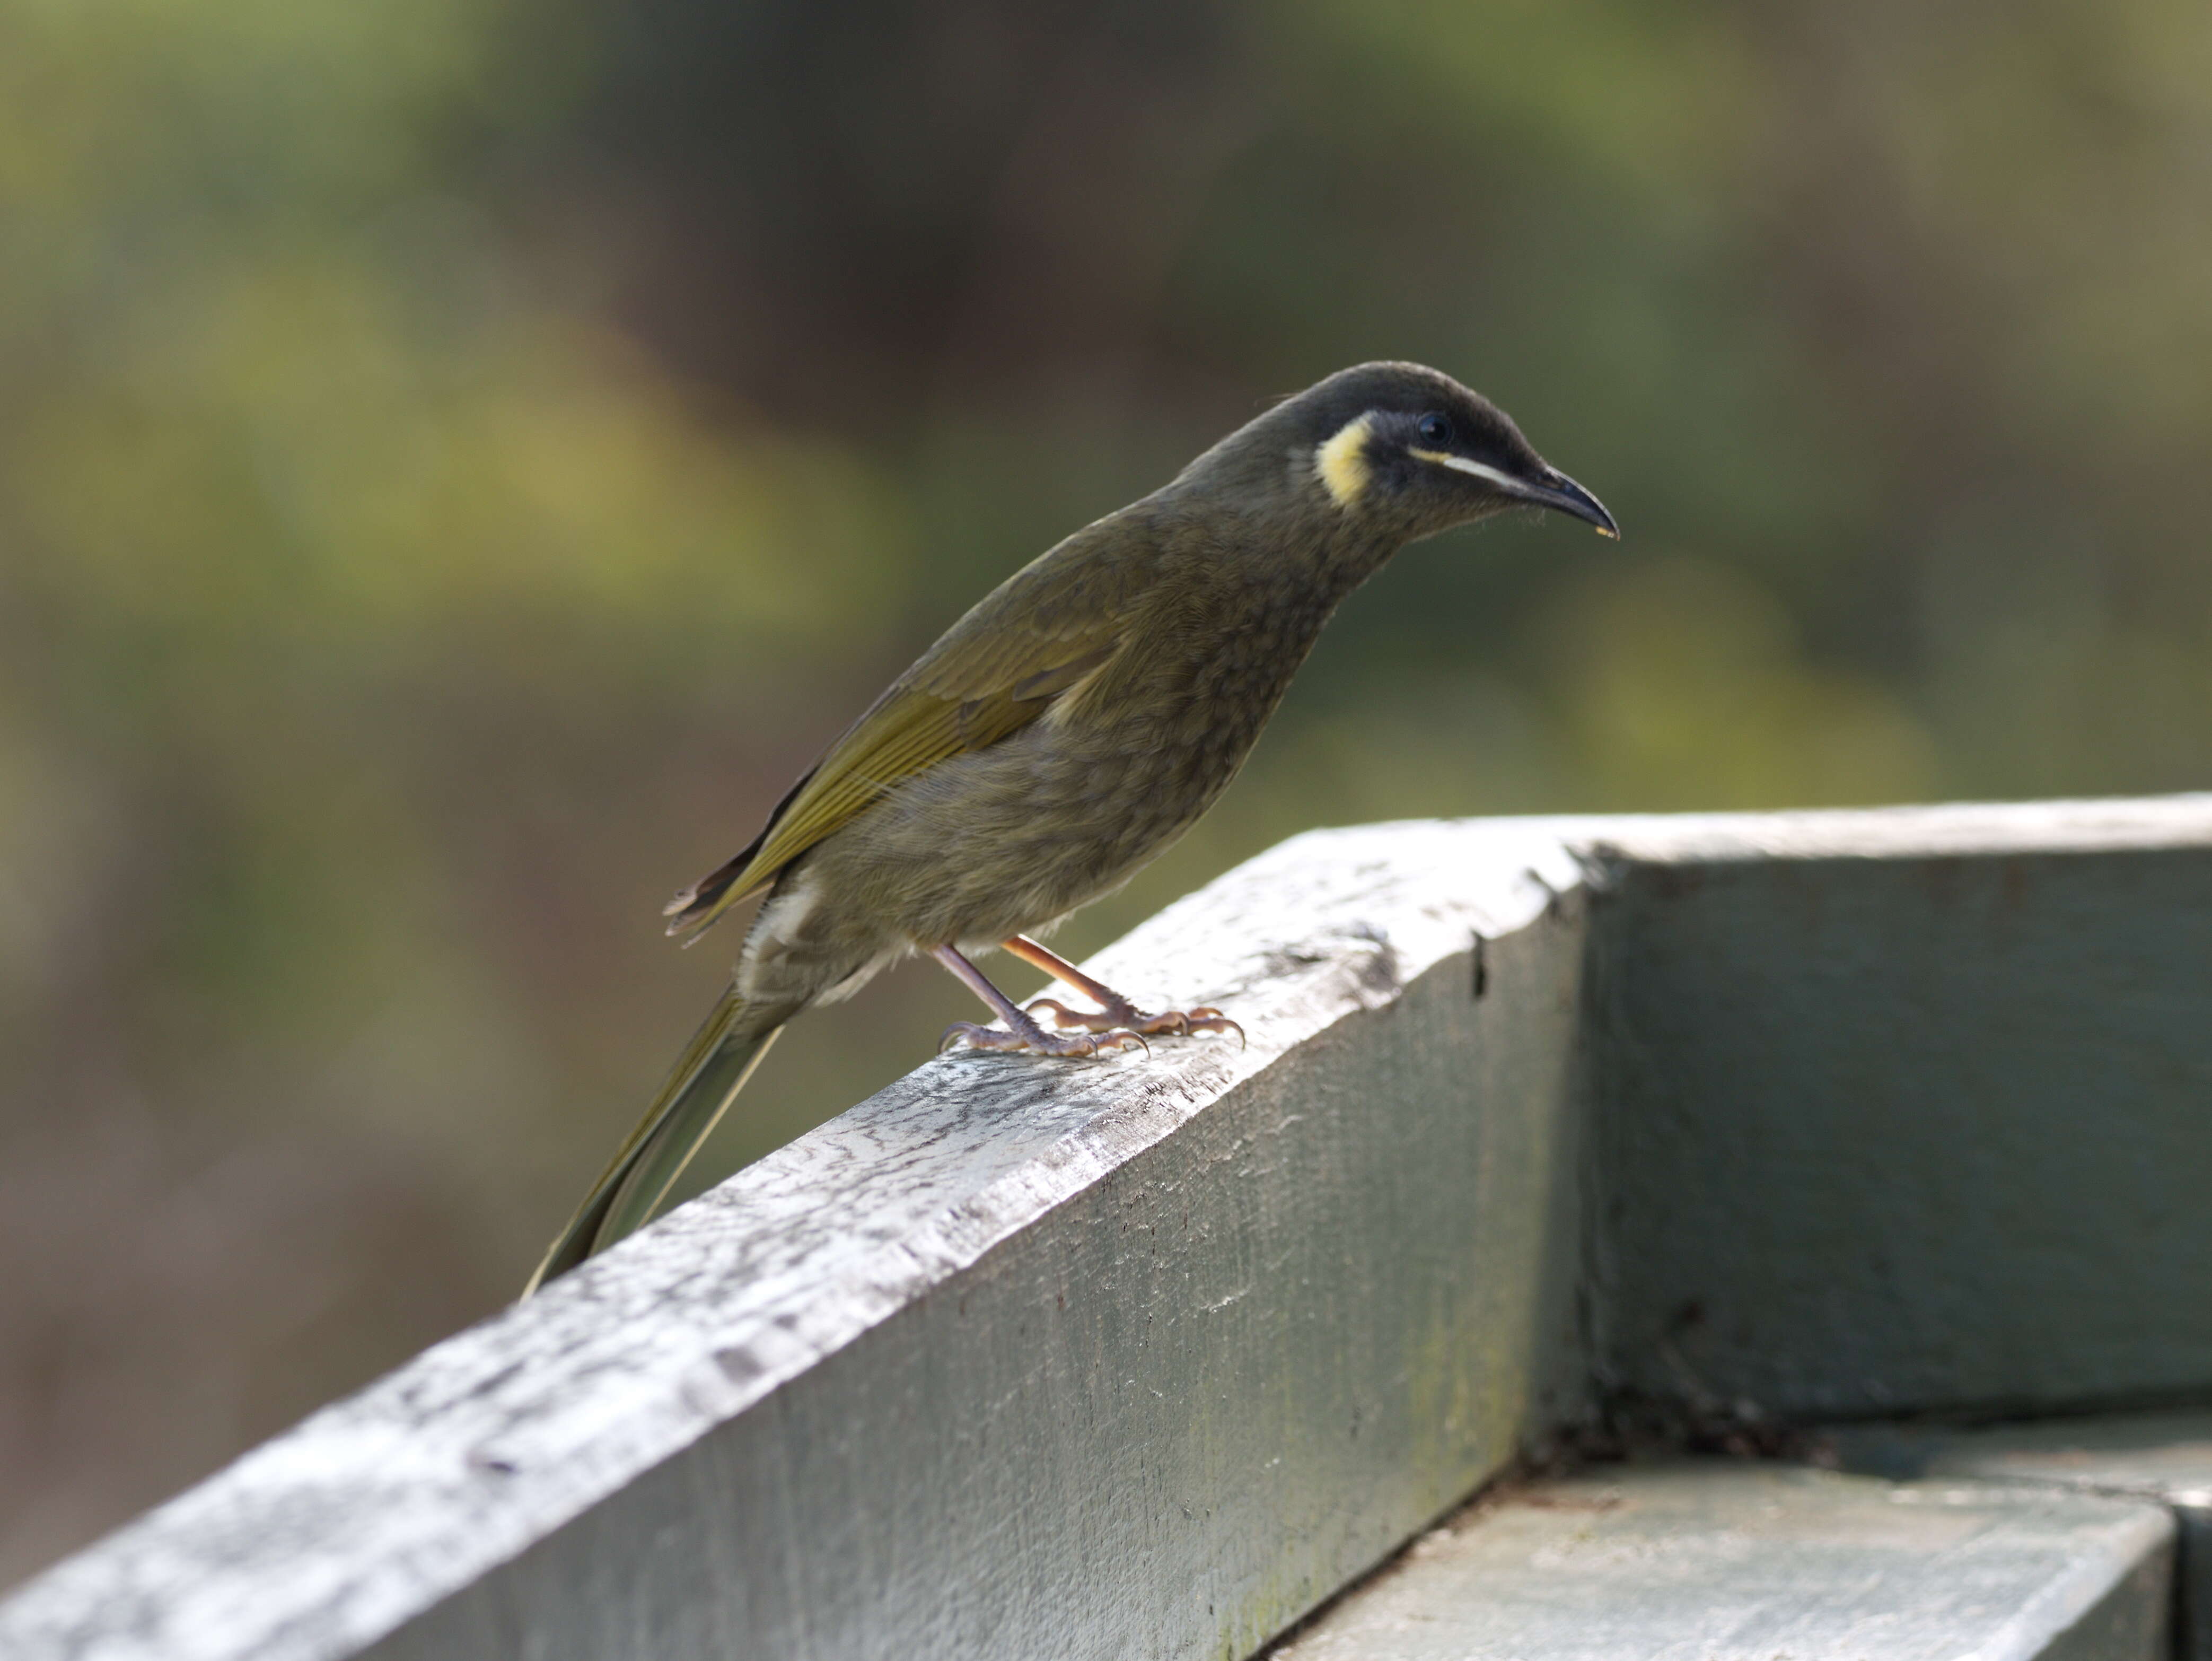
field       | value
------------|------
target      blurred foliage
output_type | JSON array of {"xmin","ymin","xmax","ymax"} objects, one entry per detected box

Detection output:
[{"xmin": 4, "ymin": 0, "xmax": 2211, "ymax": 1587}]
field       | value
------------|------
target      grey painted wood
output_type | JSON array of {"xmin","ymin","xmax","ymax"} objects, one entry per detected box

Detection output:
[
  {"xmin": 6, "ymin": 795, "xmax": 2212, "ymax": 1661},
  {"xmin": 0, "ymin": 820, "xmax": 1595, "ymax": 1661},
  {"xmin": 1272, "ymin": 1462, "xmax": 2175, "ymax": 1661},
  {"xmin": 1576, "ymin": 795, "xmax": 2212, "ymax": 1419},
  {"xmin": 1832, "ymin": 1412, "xmax": 2212, "ymax": 1661}
]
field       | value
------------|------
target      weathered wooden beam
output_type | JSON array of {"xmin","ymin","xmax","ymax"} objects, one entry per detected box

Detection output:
[
  {"xmin": 1275, "ymin": 1462, "xmax": 2175, "ymax": 1661},
  {"xmin": 1833, "ymin": 1411, "xmax": 2212, "ymax": 1661},
  {"xmin": 5, "ymin": 797, "xmax": 2211, "ymax": 1661},
  {"xmin": 1576, "ymin": 795, "xmax": 2212, "ymax": 1419},
  {"xmin": 0, "ymin": 820, "xmax": 1594, "ymax": 1661}
]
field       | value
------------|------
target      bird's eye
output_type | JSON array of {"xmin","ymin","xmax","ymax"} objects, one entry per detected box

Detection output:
[{"xmin": 1415, "ymin": 412, "xmax": 1453, "ymax": 447}]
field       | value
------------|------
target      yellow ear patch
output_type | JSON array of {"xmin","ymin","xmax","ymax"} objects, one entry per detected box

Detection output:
[{"xmin": 1315, "ymin": 414, "xmax": 1374, "ymax": 508}]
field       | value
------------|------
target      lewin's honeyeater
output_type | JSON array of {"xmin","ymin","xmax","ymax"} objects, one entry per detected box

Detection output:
[{"xmin": 525, "ymin": 361, "xmax": 1617, "ymax": 1294}]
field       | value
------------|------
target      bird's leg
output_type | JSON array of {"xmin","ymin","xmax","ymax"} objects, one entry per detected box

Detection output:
[
  {"xmin": 932, "ymin": 945, "xmax": 1147, "ymax": 1057},
  {"xmin": 1001, "ymin": 935, "xmax": 1244, "ymax": 1047}
]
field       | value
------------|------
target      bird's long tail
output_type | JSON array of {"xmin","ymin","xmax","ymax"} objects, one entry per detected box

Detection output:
[{"xmin": 522, "ymin": 989, "xmax": 785, "ymax": 1297}]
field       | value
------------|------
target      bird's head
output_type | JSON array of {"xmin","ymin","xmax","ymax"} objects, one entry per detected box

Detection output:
[{"xmin": 1277, "ymin": 361, "xmax": 1618, "ymax": 543}]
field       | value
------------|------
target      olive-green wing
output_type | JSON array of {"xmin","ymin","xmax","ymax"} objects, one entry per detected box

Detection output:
[{"xmin": 664, "ymin": 524, "xmax": 1152, "ymax": 940}]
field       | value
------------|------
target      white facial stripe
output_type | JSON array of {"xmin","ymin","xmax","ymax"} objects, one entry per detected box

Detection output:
[{"xmin": 1408, "ymin": 447, "xmax": 1530, "ymax": 495}]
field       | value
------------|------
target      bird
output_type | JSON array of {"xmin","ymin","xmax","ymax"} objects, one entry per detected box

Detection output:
[{"xmin": 523, "ymin": 361, "xmax": 1617, "ymax": 1295}]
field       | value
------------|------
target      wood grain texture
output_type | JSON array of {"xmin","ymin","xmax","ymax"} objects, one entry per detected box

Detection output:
[
  {"xmin": 1576, "ymin": 795, "xmax": 2212, "ymax": 1418},
  {"xmin": 1832, "ymin": 1412, "xmax": 2212, "ymax": 1661},
  {"xmin": 0, "ymin": 820, "xmax": 1593, "ymax": 1661},
  {"xmin": 6, "ymin": 795, "xmax": 2212, "ymax": 1661}
]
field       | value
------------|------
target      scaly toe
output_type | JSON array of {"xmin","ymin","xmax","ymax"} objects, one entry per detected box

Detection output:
[
  {"xmin": 940, "ymin": 1020, "xmax": 1073, "ymax": 1055},
  {"xmin": 1124, "ymin": 1005, "xmax": 1240, "ymax": 1044},
  {"xmin": 1182, "ymin": 1009, "xmax": 1246, "ymax": 1048},
  {"xmin": 940, "ymin": 1021, "xmax": 996, "ymax": 1054},
  {"xmin": 1026, "ymin": 996, "xmax": 1239, "ymax": 1045},
  {"xmin": 1024, "ymin": 998, "xmax": 1103, "ymax": 1031},
  {"xmin": 1025, "ymin": 1000, "xmax": 1160, "ymax": 1050}
]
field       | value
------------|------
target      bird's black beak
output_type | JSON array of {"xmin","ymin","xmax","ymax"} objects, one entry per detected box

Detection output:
[
  {"xmin": 1411, "ymin": 444, "xmax": 1621, "ymax": 537},
  {"xmin": 1518, "ymin": 469, "xmax": 1619, "ymax": 539}
]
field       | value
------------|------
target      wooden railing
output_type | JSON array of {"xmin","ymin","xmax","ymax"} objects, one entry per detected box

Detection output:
[{"xmin": 5, "ymin": 797, "xmax": 2211, "ymax": 1661}]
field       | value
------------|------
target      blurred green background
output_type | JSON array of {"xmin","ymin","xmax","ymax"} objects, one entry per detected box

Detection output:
[{"xmin": 4, "ymin": 0, "xmax": 2210, "ymax": 1588}]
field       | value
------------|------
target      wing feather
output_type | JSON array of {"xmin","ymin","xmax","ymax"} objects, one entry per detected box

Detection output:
[{"xmin": 664, "ymin": 516, "xmax": 1157, "ymax": 940}]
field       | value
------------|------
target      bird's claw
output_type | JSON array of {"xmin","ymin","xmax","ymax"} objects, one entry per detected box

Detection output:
[
  {"xmin": 1026, "ymin": 997, "xmax": 1244, "ymax": 1049},
  {"xmin": 938, "ymin": 1020, "xmax": 1147, "ymax": 1059},
  {"xmin": 1182, "ymin": 1008, "xmax": 1247, "ymax": 1050}
]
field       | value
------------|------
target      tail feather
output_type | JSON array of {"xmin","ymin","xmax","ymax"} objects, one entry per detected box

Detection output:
[
  {"xmin": 522, "ymin": 990, "xmax": 785, "ymax": 1297},
  {"xmin": 661, "ymin": 856, "xmax": 748, "ymax": 943},
  {"xmin": 662, "ymin": 760, "xmax": 823, "ymax": 943}
]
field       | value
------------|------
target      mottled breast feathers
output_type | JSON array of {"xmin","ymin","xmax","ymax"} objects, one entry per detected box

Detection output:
[{"xmin": 663, "ymin": 515, "xmax": 1160, "ymax": 939}]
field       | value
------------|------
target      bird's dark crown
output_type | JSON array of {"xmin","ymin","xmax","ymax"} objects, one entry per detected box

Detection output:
[
  {"xmin": 1291, "ymin": 362, "xmax": 1544, "ymax": 514},
  {"xmin": 1286, "ymin": 362, "xmax": 1529, "ymax": 454},
  {"xmin": 1167, "ymin": 361, "xmax": 1617, "ymax": 541},
  {"xmin": 1286, "ymin": 361, "xmax": 1618, "ymax": 539}
]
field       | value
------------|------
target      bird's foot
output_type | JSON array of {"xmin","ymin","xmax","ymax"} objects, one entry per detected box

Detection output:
[
  {"xmin": 1026, "ymin": 996, "xmax": 1245, "ymax": 1049},
  {"xmin": 940, "ymin": 1007, "xmax": 1147, "ymax": 1059}
]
